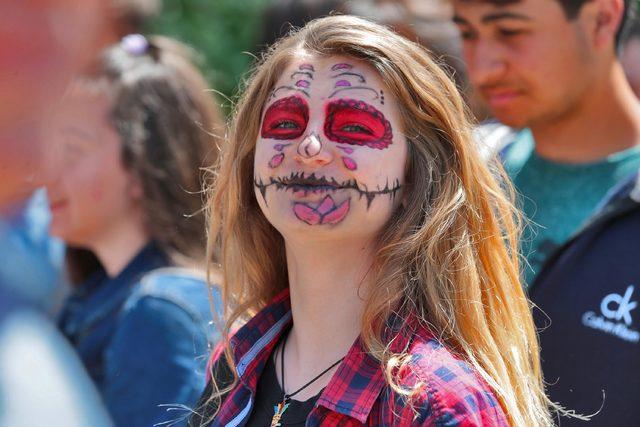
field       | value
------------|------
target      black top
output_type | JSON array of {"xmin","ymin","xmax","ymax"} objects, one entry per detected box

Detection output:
[
  {"xmin": 188, "ymin": 334, "xmax": 323, "ymax": 427},
  {"xmin": 246, "ymin": 347, "xmax": 321, "ymax": 426}
]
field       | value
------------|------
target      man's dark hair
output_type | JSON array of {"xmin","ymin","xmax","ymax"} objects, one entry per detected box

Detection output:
[
  {"xmin": 481, "ymin": 0, "xmax": 637, "ymax": 49},
  {"xmin": 553, "ymin": 0, "xmax": 637, "ymax": 48}
]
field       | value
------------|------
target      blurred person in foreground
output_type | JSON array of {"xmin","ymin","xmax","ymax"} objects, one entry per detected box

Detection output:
[
  {"xmin": 453, "ymin": 0, "xmax": 640, "ymax": 423},
  {"xmin": 0, "ymin": 0, "xmax": 110, "ymax": 313},
  {"xmin": 189, "ymin": 15, "xmax": 554, "ymax": 426},
  {"xmin": 1, "ymin": 0, "xmax": 163, "ymax": 317},
  {"xmin": 0, "ymin": 1, "xmax": 116, "ymax": 426},
  {"xmin": 47, "ymin": 35, "xmax": 224, "ymax": 427}
]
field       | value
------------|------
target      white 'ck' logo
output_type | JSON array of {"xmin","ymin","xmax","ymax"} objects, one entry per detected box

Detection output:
[{"xmin": 600, "ymin": 285, "xmax": 638, "ymax": 326}]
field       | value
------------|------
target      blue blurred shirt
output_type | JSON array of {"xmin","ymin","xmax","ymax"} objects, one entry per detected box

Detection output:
[
  {"xmin": 0, "ymin": 189, "xmax": 66, "ymax": 314},
  {"xmin": 58, "ymin": 242, "xmax": 220, "ymax": 427}
]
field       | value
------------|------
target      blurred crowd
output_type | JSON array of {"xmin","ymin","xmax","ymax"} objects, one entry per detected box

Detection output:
[{"xmin": 2, "ymin": 0, "xmax": 639, "ymax": 426}]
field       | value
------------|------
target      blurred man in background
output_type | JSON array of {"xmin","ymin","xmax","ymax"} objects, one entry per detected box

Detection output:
[
  {"xmin": 453, "ymin": 0, "xmax": 640, "ymax": 423},
  {"xmin": 1, "ymin": 1, "xmax": 116, "ymax": 425}
]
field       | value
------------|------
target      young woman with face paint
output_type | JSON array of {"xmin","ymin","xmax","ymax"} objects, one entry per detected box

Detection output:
[
  {"xmin": 46, "ymin": 36, "xmax": 224, "ymax": 427},
  {"xmin": 191, "ymin": 16, "xmax": 554, "ymax": 427}
]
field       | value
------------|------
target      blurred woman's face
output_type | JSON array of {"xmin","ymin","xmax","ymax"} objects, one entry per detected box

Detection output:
[
  {"xmin": 45, "ymin": 89, "xmax": 142, "ymax": 247},
  {"xmin": 254, "ymin": 55, "xmax": 407, "ymax": 242}
]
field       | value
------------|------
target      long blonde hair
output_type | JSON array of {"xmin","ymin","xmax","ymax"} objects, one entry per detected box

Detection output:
[{"xmin": 207, "ymin": 15, "xmax": 553, "ymax": 426}]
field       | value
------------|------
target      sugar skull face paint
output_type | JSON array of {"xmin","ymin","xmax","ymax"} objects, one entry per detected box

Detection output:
[
  {"xmin": 254, "ymin": 55, "xmax": 407, "ymax": 236},
  {"xmin": 342, "ymin": 157, "xmax": 357, "ymax": 170},
  {"xmin": 269, "ymin": 153, "xmax": 285, "ymax": 168},
  {"xmin": 324, "ymin": 99, "xmax": 393, "ymax": 150},
  {"xmin": 260, "ymin": 96, "xmax": 309, "ymax": 140},
  {"xmin": 331, "ymin": 63, "xmax": 352, "ymax": 71},
  {"xmin": 293, "ymin": 195, "xmax": 350, "ymax": 225}
]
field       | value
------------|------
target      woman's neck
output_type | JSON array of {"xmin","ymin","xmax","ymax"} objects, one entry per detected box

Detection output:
[
  {"xmin": 280, "ymin": 237, "xmax": 374, "ymax": 399},
  {"xmin": 89, "ymin": 218, "xmax": 150, "ymax": 278}
]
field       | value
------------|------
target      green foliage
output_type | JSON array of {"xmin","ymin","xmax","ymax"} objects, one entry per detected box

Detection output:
[{"xmin": 147, "ymin": 0, "xmax": 269, "ymax": 111}]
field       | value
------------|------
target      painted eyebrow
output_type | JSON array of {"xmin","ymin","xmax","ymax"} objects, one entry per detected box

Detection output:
[
  {"xmin": 453, "ymin": 12, "xmax": 531, "ymax": 25},
  {"xmin": 328, "ymin": 86, "xmax": 379, "ymax": 100},
  {"xmin": 330, "ymin": 71, "xmax": 366, "ymax": 83},
  {"xmin": 290, "ymin": 71, "xmax": 314, "ymax": 79},
  {"xmin": 271, "ymin": 85, "xmax": 310, "ymax": 99}
]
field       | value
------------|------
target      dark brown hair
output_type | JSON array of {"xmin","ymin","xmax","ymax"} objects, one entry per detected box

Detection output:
[
  {"xmin": 66, "ymin": 35, "xmax": 224, "ymax": 284},
  {"xmin": 469, "ymin": 0, "xmax": 636, "ymax": 48}
]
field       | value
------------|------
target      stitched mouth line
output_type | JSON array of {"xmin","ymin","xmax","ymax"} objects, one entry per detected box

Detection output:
[{"xmin": 254, "ymin": 171, "xmax": 401, "ymax": 208}]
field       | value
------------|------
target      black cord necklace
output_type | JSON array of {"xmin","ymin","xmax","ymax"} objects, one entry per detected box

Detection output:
[{"xmin": 270, "ymin": 331, "xmax": 345, "ymax": 427}]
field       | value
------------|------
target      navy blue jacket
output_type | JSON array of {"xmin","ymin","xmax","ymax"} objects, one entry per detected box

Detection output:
[
  {"xmin": 59, "ymin": 242, "xmax": 221, "ymax": 427},
  {"xmin": 477, "ymin": 123, "xmax": 640, "ymax": 424},
  {"xmin": 528, "ymin": 170, "xmax": 640, "ymax": 424}
]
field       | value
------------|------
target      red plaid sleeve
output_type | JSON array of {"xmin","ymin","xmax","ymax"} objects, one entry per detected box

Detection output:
[{"xmin": 388, "ymin": 339, "xmax": 509, "ymax": 426}]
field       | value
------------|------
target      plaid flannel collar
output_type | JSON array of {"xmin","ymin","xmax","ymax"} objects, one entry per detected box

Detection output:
[{"xmin": 228, "ymin": 288, "xmax": 412, "ymax": 423}]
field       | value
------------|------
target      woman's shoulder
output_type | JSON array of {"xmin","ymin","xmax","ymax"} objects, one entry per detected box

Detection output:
[
  {"xmin": 390, "ymin": 333, "xmax": 509, "ymax": 426},
  {"xmin": 111, "ymin": 268, "xmax": 221, "ymax": 347},
  {"xmin": 122, "ymin": 267, "xmax": 220, "ymax": 323}
]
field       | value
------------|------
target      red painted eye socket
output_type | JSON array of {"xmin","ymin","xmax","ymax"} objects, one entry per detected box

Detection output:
[
  {"xmin": 261, "ymin": 96, "xmax": 309, "ymax": 140},
  {"xmin": 324, "ymin": 99, "xmax": 393, "ymax": 149}
]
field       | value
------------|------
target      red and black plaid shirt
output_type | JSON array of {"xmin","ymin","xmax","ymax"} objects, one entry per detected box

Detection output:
[{"xmin": 193, "ymin": 288, "xmax": 509, "ymax": 426}]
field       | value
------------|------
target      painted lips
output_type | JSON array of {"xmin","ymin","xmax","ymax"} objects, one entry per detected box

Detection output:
[{"xmin": 293, "ymin": 195, "xmax": 350, "ymax": 225}]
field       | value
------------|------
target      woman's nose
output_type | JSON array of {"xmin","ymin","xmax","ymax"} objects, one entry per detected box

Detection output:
[{"xmin": 293, "ymin": 133, "xmax": 333, "ymax": 166}]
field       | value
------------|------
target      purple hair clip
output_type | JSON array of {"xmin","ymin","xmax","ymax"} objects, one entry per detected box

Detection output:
[{"xmin": 121, "ymin": 34, "xmax": 149, "ymax": 56}]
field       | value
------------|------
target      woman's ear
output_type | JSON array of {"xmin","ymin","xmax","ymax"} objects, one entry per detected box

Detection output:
[{"xmin": 127, "ymin": 174, "xmax": 144, "ymax": 202}]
